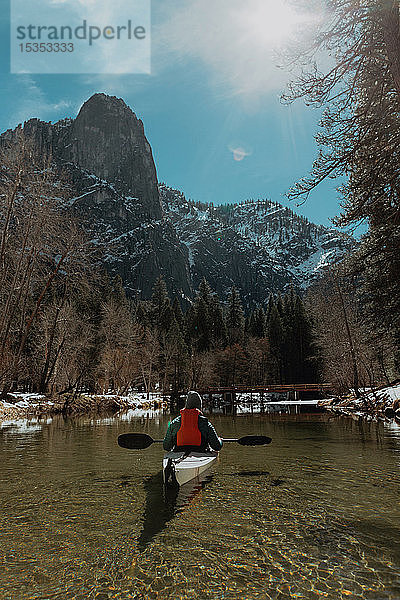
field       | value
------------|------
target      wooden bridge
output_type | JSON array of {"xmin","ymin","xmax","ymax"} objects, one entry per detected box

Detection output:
[
  {"xmin": 198, "ymin": 383, "xmax": 333, "ymax": 395},
  {"xmin": 193, "ymin": 384, "xmax": 333, "ymax": 410},
  {"xmin": 168, "ymin": 383, "xmax": 333, "ymax": 410}
]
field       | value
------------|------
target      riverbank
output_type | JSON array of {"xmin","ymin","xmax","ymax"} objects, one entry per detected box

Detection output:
[
  {"xmin": 5, "ymin": 384, "xmax": 399, "ymax": 423},
  {"xmin": 0, "ymin": 391, "xmax": 166, "ymax": 421},
  {"xmin": 319, "ymin": 381, "xmax": 400, "ymax": 421}
]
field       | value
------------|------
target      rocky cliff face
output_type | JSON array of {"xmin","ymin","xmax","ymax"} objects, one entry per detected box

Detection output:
[
  {"xmin": 65, "ymin": 94, "xmax": 161, "ymax": 220},
  {"xmin": 161, "ymin": 184, "xmax": 355, "ymax": 305},
  {"xmin": 1, "ymin": 94, "xmax": 191, "ymax": 299},
  {"xmin": 1, "ymin": 94, "xmax": 355, "ymax": 305}
]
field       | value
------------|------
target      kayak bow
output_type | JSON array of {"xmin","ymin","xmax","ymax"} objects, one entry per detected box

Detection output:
[
  {"xmin": 117, "ymin": 433, "xmax": 272, "ymax": 487},
  {"xmin": 163, "ymin": 451, "xmax": 219, "ymax": 486}
]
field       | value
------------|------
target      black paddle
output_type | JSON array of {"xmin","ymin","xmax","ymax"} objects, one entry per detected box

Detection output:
[{"xmin": 117, "ymin": 433, "xmax": 272, "ymax": 450}]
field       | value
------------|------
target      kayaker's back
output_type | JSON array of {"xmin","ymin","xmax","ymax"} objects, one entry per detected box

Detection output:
[
  {"xmin": 163, "ymin": 411, "xmax": 222, "ymax": 452},
  {"xmin": 163, "ymin": 391, "xmax": 223, "ymax": 453}
]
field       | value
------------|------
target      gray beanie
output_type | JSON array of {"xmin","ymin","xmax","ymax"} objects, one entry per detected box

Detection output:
[{"xmin": 186, "ymin": 391, "xmax": 202, "ymax": 410}]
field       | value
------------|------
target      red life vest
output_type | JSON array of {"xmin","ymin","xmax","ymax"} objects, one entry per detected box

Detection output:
[{"xmin": 176, "ymin": 408, "xmax": 202, "ymax": 446}]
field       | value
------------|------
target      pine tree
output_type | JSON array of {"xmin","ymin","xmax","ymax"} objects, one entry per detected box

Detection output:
[
  {"xmin": 226, "ymin": 286, "xmax": 245, "ymax": 345},
  {"xmin": 160, "ymin": 316, "xmax": 189, "ymax": 394},
  {"xmin": 172, "ymin": 297, "xmax": 184, "ymax": 330},
  {"xmin": 248, "ymin": 305, "xmax": 265, "ymax": 338},
  {"xmin": 276, "ymin": 293, "xmax": 284, "ymax": 317},
  {"xmin": 198, "ymin": 278, "xmax": 213, "ymax": 307},
  {"xmin": 194, "ymin": 297, "xmax": 212, "ymax": 352},
  {"xmin": 293, "ymin": 295, "xmax": 319, "ymax": 382},
  {"xmin": 151, "ymin": 276, "xmax": 173, "ymax": 335},
  {"xmin": 184, "ymin": 305, "xmax": 196, "ymax": 347},
  {"xmin": 185, "ymin": 280, "xmax": 215, "ymax": 352},
  {"xmin": 245, "ymin": 314, "xmax": 251, "ymax": 336},
  {"xmin": 248, "ymin": 310, "xmax": 257, "ymax": 337},
  {"xmin": 266, "ymin": 293, "xmax": 275, "ymax": 321},
  {"xmin": 267, "ymin": 303, "xmax": 284, "ymax": 383},
  {"xmin": 151, "ymin": 276, "xmax": 168, "ymax": 315},
  {"xmin": 281, "ymin": 290, "xmax": 319, "ymax": 383},
  {"xmin": 283, "ymin": 286, "xmax": 296, "ymax": 316},
  {"xmin": 281, "ymin": 288, "xmax": 297, "ymax": 382},
  {"xmin": 209, "ymin": 293, "xmax": 227, "ymax": 348},
  {"xmin": 134, "ymin": 301, "xmax": 150, "ymax": 327}
]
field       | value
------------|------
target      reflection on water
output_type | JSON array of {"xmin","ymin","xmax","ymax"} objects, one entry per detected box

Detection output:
[
  {"xmin": 136, "ymin": 471, "xmax": 213, "ymax": 550},
  {"xmin": 1, "ymin": 412, "xmax": 400, "ymax": 599},
  {"xmin": 234, "ymin": 470, "xmax": 270, "ymax": 477}
]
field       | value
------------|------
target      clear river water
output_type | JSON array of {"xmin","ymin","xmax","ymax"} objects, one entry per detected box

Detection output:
[{"xmin": 1, "ymin": 409, "xmax": 400, "ymax": 600}]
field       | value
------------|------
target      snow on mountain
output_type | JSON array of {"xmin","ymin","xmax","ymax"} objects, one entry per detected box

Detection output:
[
  {"xmin": 1, "ymin": 93, "xmax": 355, "ymax": 306},
  {"xmin": 160, "ymin": 184, "xmax": 355, "ymax": 305}
]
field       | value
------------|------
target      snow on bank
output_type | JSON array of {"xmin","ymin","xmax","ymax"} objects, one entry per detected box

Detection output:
[
  {"xmin": 0, "ymin": 391, "xmax": 166, "ymax": 422},
  {"xmin": 98, "ymin": 392, "xmax": 166, "ymax": 404},
  {"xmin": 320, "ymin": 382, "xmax": 400, "ymax": 420},
  {"xmin": 359, "ymin": 383, "xmax": 400, "ymax": 405},
  {"xmin": 1, "ymin": 392, "xmax": 46, "ymax": 409},
  {"xmin": 0, "ymin": 393, "xmax": 48, "ymax": 421}
]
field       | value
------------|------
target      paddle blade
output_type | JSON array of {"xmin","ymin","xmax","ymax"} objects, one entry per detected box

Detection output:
[
  {"xmin": 237, "ymin": 435, "xmax": 272, "ymax": 446},
  {"xmin": 118, "ymin": 433, "xmax": 154, "ymax": 450}
]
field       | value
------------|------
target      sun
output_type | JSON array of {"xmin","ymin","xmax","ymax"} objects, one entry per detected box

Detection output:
[{"xmin": 235, "ymin": 0, "xmax": 308, "ymax": 48}]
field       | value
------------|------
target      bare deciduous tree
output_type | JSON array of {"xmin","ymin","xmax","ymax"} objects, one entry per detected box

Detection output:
[{"xmin": 0, "ymin": 135, "xmax": 98, "ymax": 395}]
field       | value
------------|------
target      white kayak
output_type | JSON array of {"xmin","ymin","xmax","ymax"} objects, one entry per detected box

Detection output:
[{"xmin": 163, "ymin": 451, "xmax": 219, "ymax": 486}]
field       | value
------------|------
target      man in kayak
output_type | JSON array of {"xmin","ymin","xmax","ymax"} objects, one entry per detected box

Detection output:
[{"xmin": 163, "ymin": 391, "xmax": 223, "ymax": 452}]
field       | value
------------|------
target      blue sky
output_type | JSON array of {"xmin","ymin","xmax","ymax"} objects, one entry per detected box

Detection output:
[{"xmin": 0, "ymin": 0, "xmax": 349, "ymax": 228}]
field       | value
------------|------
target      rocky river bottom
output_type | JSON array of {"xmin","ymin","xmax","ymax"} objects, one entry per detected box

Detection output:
[{"xmin": 1, "ymin": 410, "xmax": 400, "ymax": 600}]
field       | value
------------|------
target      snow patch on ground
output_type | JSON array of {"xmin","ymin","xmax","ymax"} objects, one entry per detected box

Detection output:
[
  {"xmin": 0, "ymin": 391, "xmax": 166, "ymax": 422},
  {"xmin": 351, "ymin": 383, "xmax": 400, "ymax": 406},
  {"xmin": 1, "ymin": 393, "xmax": 47, "ymax": 410},
  {"xmin": 321, "ymin": 382, "xmax": 400, "ymax": 421}
]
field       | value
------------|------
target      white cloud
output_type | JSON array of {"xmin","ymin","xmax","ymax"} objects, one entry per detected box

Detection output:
[
  {"xmin": 155, "ymin": 0, "xmax": 323, "ymax": 106},
  {"xmin": 6, "ymin": 76, "xmax": 77, "ymax": 128},
  {"xmin": 79, "ymin": 74, "xmax": 149, "ymax": 99},
  {"xmin": 12, "ymin": 0, "xmax": 150, "ymax": 75}
]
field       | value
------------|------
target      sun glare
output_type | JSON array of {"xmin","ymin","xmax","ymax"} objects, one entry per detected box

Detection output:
[{"xmin": 237, "ymin": 0, "xmax": 310, "ymax": 48}]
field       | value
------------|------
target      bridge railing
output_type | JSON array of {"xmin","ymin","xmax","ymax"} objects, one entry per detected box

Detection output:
[{"xmin": 198, "ymin": 383, "xmax": 333, "ymax": 394}]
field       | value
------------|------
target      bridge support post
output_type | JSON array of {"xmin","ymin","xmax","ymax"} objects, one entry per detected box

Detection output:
[
  {"xmin": 222, "ymin": 392, "xmax": 236, "ymax": 414},
  {"xmin": 169, "ymin": 392, "xmax": 184, "ymax": 412},
  {"xmin": 223, "ymin": 392, "xmax": 228, "ymax": 414},
  {"xmin": 207, "ymin": 392, "xmax": 213, "ymax": 414}
]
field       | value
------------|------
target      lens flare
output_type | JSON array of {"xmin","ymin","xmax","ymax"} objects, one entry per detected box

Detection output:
[{"xmin": 229, "ymin": 146, "xmax": 251, "ymax": 162}]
